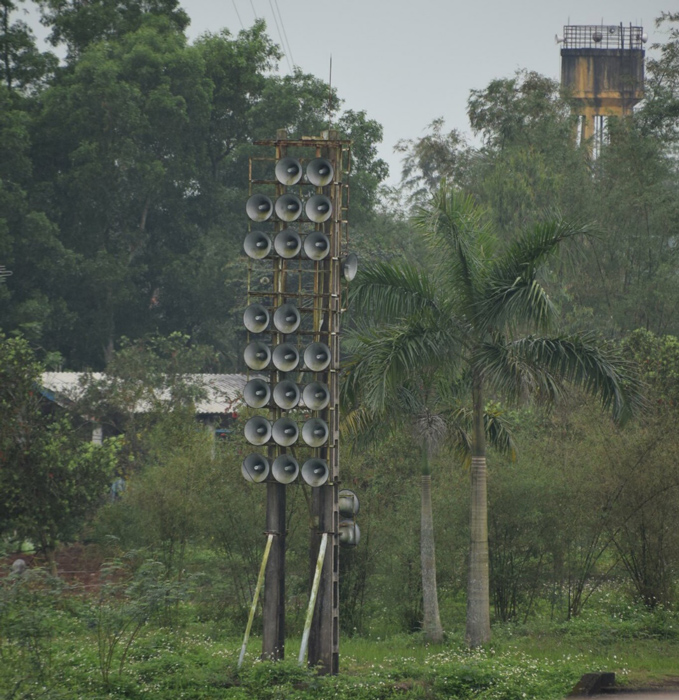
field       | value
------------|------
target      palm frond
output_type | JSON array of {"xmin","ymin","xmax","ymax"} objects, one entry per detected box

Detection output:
[
  {"xmin": 412, "ymin": 185, "xmax": 494, "ymax": 310},
  {"xmin": 476, "ymin": 218, "xmax": 591, "ymax": 332},
  {"xmin": 476, "ymin": 334, "xmax": 645, "ymax": 424},
  {"xmin": 349, "ymin": 259, "xmax": 440, "ymax": 323}
]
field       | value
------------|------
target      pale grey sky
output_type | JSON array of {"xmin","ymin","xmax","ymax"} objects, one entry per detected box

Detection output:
[{"xmin": 27, "ymin": 0, "xmax": 671, "ymax": 184}]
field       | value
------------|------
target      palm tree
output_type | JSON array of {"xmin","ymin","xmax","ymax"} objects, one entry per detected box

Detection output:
[
  {"xmin": 349, "ymin": 185, "xmax": 642, "ymax": 646},
  {"xmin": 344, "ymin": 325, "xmax": 514, "ymax": 645}
]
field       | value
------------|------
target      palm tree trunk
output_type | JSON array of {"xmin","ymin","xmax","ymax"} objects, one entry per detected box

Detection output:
[
  {"xmin": 421, "ymin": 450, "xmax": 443, "ymax": 643},
  {"xmin": 466, "ymin": 371, "xmax": 491, "ymax": 646}
]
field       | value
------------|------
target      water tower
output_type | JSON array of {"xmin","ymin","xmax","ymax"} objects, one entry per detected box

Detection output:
[{"xmin": 559, "ymin": 24, "xmax": 646, "ymax": 154}]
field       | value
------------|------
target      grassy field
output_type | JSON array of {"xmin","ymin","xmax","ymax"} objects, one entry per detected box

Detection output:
[{"xmin": 2, "ymin": 578, "xmax": 679, "ymax": 700}]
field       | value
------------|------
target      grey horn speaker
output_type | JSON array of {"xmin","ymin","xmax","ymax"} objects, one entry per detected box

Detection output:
[
  {"xmin": 273, "ymin": 303, "xmax": 301, "ymax": 334},
  {"xmin": 302, "ymin": 417, "xmax": 329, "ymax": 447},
  {"xmin": 273, "ymin": 380, "xmax": 300, "ymax": 409},
  {"xmin": 246, "ymin": 194, "xmax": 273, "ymax": 222},
  {"xmin": 275, "ymin": 157, "xmax": 302, "ymax": 186},
  {"xmin": 305, "ymin": 195, "xmax": 333, "ymax": 223},
  {"xmin": 339, "ymin": 489, "xmax": 360, "ymax": 517},
  {"xmin": 244, "ymin": 416, "xmax": 272, "ymax": 446},
  {"xmin": 306, "ymin": 158, "xmax": 334, "ymax": 186},
  {"xmin": 303, "ymin": 342, "xmax": 331, "ymax": 372},
  {"xmin": 243, "ymin": 231, "xmax": 271, "ymax": 259},
  {"xmin": 244, "ymin": 341, "xmax": 271, "ymax": 370},
  {"xmin": 244, "ymin": 378, "xmax": 271, "ymax": 408},
  {"xmin": 242, "ymin": 453, "xmax": 270, "ymax": 483},
  {"xmin": 272, "ymin": 417, "xmax": 299, "ymax": 447},
  {"xmin": 275, "ymin": 194, "xmax": 303, "ymax": 222},
  {"xmin": 243, "ymin": 304, "xmax": 269, "ymax": 333},
  {"xmin": 272, "ymin": 454, "xmax": 299, "ymax": 484},
  {"xmin": 272, "ymin": 342, "xmax": 300, "ymax": 372},
  {"xmin": 303, "ymin": 231, "xmax": 330, "ymax": 260},
  {"xmin": 339, "ymin": 520, "xmax": 361, "ymax": 547},
  {"xmin": 274, "ymin": 230, "xmax": 302, "ymax": 259},
  {"xmin": 302, "ymin": 381, "xmax": 330, "ymax": 411},
  {"xmin": 301, "ymin": 458, "xmax": 329, "ymax": 487},
  {"xmin": 341, "ymin": 253, "xmax": 358, "ymax": 281}
]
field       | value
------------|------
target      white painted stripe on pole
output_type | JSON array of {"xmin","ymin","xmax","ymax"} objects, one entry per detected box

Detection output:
[
  {"xmin": 238, "ymin": 533, "xmax": 274, "ymax": 668},
  {"xmin": 298, "ymin": 532, "xmax": 328, "ymax": 666}
]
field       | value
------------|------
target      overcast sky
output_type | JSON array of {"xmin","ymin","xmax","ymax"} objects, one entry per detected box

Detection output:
[{"xmin": 28, "ymin": 0, "xmax": 671, "ymax": 185}]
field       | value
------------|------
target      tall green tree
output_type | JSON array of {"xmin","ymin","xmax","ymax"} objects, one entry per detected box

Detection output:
[
  {"xmin": 0, "ymin": 334, "xmax": 119, "ymax": 573},
  {"xmin": 350, "ymin": 184, "xmax": 641, "ymax": 645}
]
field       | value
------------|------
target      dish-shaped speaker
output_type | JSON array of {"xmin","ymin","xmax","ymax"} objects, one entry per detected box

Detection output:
[
  {"xmin": 303, "ymin": 231, "xmax": 330, "ymax": 260},
  {"xmin": 272, "ymin": 342, "xmax": 300, "ymax": 372},
  {"xmin": 303, "ymin": 342, "xmax": 331, "ymax": 372},
  {"xmin": 272, "ymin": 454, "xmax": 299, "ymax": 484},
  {"xmin": 301, "ymin": 458, "xmax": 329, "ymax": 487},
  {"xmin": 339, "ymin": 520, "xmax": 361, "ymax": 547},
  {"xmin": 306, "ymin": 158, "xmax": 334, "ymax": 186},
  {"xmin": 246, "ymin": 194, "xmax": 273, "ymax": 222},
  {"xmin": 339, "ymin": 489, "xmax": 360, "ymax": 517},
  {"xmin": 273, "ymin": 303, "xmax": 301, "ymax": 333},
  {"xmin": 244, "ymin": 416, "xmax": 271, "ymax": 446},
  {"xmin": 244, "ymin": 341, "xmax": 271, "ymax": 370},
  {"xmin": 244, "ymin": 378, "xmax": 271, "ymax": 409},
  {"xmin": 275, "ymin": 194, "xmax": 303, "ymax": 222},
  {"xmin": 242, "ymin": 453, "xmax": 270, "ymax": 483},
  {"xmin": 342, "ymin": 253, "xmax": 358, "ymax": 281},
  {"xmin": 243, "ymin": 304, "xmax": 269, "ymax": 333},
  {"xmin": 305, "ymin": 195, "xmax": 333, "ymax": 223},
  {"xmin": 273, "ymin": 230, "xmax": 302, "ymax": 259},
  {"xmin": 273, "ymin": 380, "xmax": 300, "ymax": 409},
  {"xmin": 302, "ymin": 381, "xmax": 330, "ymax": 410},
  {"xmin": 275, "ymin": 157, "xmax": 302, "ymax": 186},
  {"xmin": 272, "ymin": 417, "xmax": 299, "ymax": 447},
  {"xmin": 302, "ymin": 417, "xmax": 329, "ymax": 447},
  {"xmin": 243, "ymin": 231, "xmax": 271, "ymax": 259},
  {"xmin": 243, "ymin": 340, "xmax": 271, "ymax": 370}
]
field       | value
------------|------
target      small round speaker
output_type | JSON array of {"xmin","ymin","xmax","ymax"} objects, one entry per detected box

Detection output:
[
  {"xmin": 301, "ymin": 458, "xmax": 329, "ymax": 487},
  {"xmin": 275, "ymin": 194, "xmax": 303, "ymax": 222},
  {"xmin": 275, "ymin": 157, "xmax": 302, "ymax": 186},
  {"xmin": 244, "ymin": 378, "xmax": 271, "ymax": 409},
  {"xmin": 243, "ymin": 231, "xmax": 271, "ymax": 259},
  {"xmin": 272, "ymin": 454, "xmax": 299, "ymax": 484},
  {"xmin": 244, "ymin": 341, "xmax": 271, "ymax": 371},
  {"xmin": 342, "ymin": 253, "xmax": 358, "ymax": 281},
  {"xmin": 242, "ymin": 453, "xmax": 270, "ymax": 483},
  {"xmin": 302, "ymin": 382, "xmax": 330, "ymax": 411},
  {"xmin": 339, "ymin": 489, "xmax": 360, "ymax": 517},
  {"xmin": 272, "ymin": 343, "xmax": 300, "ymax": 372},
  {"xmin": 244, "ymin": 416, "xmax": 272, "ymax": 446},
  {"xmin": 302, "ymin": 417, "xmax": 329, "ymax": 447},
  {"xmin": 273, "ymin": 303, "xmax": 301, "ymax": 334},
  {"xmin": 272, "ymin": 417, "xmax": 299, "ymax": 447},
  {"xmin": 243, "ymin": 304, "xmax": 270, "ymax": 333},
  {"xmin": 339, "ymin": 520, "xmax": 361, "ymax": 547},
  {"xmin": 305, "ymin": 195, "xmax": 333, "ymax": 223},
  {"xmin": 303, "ymin": 232, "xmax": 330, "ymax": 260},
  {"xmin": 273, "ymin": 380, "xmax": 300, "ymax": 409},
  {"xmin": 246, "ymin": 194, "xmax": 273, "ymax": 222},
  {"xmin": 274, "ymin": 230, "xmax": 302, "ymax": 259},
  {"xmin": 306, "ymin": 158, "xmax": 334, "ymax": 186},
  {"xmin": 303, "ymin": 342, "xmax": 331, "ymax": 372}
]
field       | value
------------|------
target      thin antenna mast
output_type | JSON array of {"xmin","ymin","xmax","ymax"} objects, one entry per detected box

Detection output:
[{"xmin": 327, "ymin": 55, "xmax": 333, "ymax": 128}]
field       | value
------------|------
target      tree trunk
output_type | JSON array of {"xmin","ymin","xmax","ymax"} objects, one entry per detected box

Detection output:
[
  {"xmin": 421, "ymin": 470, "xmax": 444, "ymax": 643},
  {"xmin": 466, "ymin": 371, "xmax": 491, "ymax": 646}
]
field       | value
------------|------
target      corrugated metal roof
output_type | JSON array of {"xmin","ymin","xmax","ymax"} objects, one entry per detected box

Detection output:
[{"xmin": 40, "ymin": 372, "xmax": 247, "ymax": 415}]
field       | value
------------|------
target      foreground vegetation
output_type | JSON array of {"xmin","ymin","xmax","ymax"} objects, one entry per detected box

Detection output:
[{"xmin": 2, "ymin": 560, "xmax": 679, "ymax": 699}]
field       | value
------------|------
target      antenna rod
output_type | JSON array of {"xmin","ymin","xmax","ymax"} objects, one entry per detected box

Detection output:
[{"xmin": 327, "ymin": 55, "xmax": 333, "ymax": 128}]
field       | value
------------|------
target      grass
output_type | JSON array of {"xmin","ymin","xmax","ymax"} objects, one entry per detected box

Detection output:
[{"xmin": 2, "ymin": 572, "xmax": 679, "ymax": 699}]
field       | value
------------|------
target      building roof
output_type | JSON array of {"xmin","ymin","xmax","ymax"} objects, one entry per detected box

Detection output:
[{"xmin": 40, "ymin": 372, "xmax": 247, "ymax": 415}]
